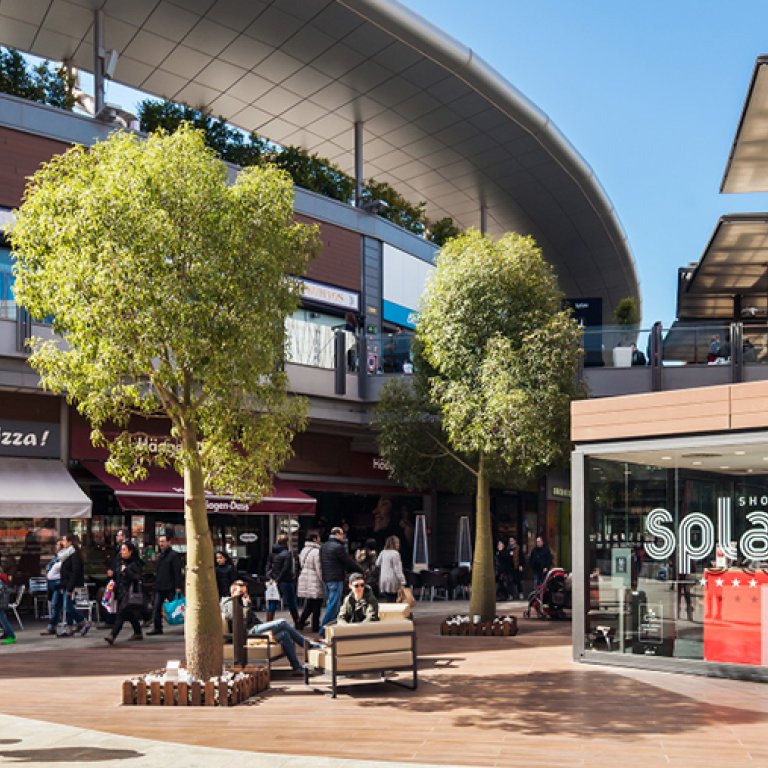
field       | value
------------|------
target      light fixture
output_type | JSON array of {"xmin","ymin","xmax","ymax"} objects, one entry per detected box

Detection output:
[
  {"xmin": 661, "ymin": 456, "xmax": 672, "ymax": 460},
  {"xmin": 720, "ymin": 466, "xmax": 730, "ymax": 470},
  {"xmin": 734, "ymin": 451, "xmax": 746, "ymax": 456},
  {"xmin": 692, "ymin": 461, "xmax": 702, "ymax": 466}
]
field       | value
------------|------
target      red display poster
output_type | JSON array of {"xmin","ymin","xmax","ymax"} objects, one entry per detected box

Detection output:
[{"xmin": 703, "ymin": 568, "xmax": 768, "ymax": 666}]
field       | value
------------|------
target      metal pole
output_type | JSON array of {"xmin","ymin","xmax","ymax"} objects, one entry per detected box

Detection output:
[
  {"xmin": 334, "ymin": 329, "xmax": 347, "ymax": 395},
  {"xmin": 93, "ymin": 10, "xmax": 105, "ymax": 117},
  {"xmin": 232, "ymin": 594, "xmax": 247, "ymax": 667},
  {"xmin": 354, "ymin": 121, "xmax": 364, "ymax": 207},
  {"xmin": 480, "ymin": 203, "xmax": 487, "ymax": 235}
]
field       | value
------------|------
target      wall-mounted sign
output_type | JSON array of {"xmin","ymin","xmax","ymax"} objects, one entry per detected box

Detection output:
[
  {"xmin": 298, "ymin": 278, "xmax": 359, "ymax": 311},
  {"xmin": 239, "ymin": 532, "xmax": 258, "ymax": 543},
  {"xmin": 0, "ymin": 420, "xmax": 60, "ymax": 458}
]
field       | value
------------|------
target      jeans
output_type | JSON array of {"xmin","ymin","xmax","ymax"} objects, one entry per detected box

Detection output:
[
  {"xmin": 0, "ymin": 608, "xmax": 15, "ymax": 639},
  {"xmin": 47, "ymin": 581, "xmax": 62, "ymax": 630},
  {"xmin": 318, "ymin": 581, "xmax": 343, "ymax": 633},
  {"xmin": 248, "ymin": 618, "xmax": 305, "ymax": 670},
  {"xmin": 62, "ymin": 591, "xmax": 85, "ymax": 627}
]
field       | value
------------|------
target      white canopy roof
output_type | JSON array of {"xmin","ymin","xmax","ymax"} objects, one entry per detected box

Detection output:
[{"xmin": 0, "ymin": 458, "xmax": 92, "ymax": 518}]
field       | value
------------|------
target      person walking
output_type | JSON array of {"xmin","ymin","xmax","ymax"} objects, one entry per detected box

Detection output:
[
  {"xmin": 215, "ymin": 551, "xmax": 236, "ymax": 598},
  {"xmin": 58, "ymin": 533, "xmax": 91, "ymax": 637},
  {"xmin": 376, "ymin": 535, "xmax": 406, "ymax": 602},
  {"xmin": 40, "ymin": 538, "xmax": 64, "ymax": 635},
  {"xmin": 0, "ymin": 579, "xmax": 16, "ymax": 645},
  {"xmin": 105, "ymin": 541, "xmax": 144, "ymax": 645},
  {"xmin": 318, "ymin": 527, "xmax": 360, "ymax": 635},
  {"xmin": 529, "ymin": 536, "xmax": 553, "ymax": 589},
  {"xmin": 265, "ymin": 533, "xmax": 299, "ymax": 626},
  {"xmin": 296, "ymin": 531, "xmax": 324, "ymax": 633},
  {"xmin": 147, "ymin": 533, "xmax": 183, "ymax": 636},
  {"xmin": 507, "ymin": 536, "xmax": 526, "ymax": 599}
]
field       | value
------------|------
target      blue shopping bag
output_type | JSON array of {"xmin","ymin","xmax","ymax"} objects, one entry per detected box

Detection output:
[{"xmin": 163, "ymin": 594, "xmax": 186, "ymax": 625}]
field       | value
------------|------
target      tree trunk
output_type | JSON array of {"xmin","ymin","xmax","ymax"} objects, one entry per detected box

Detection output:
[
  {"xmin": 469, "ymin": 453, "xmax": 495, "ymax": 621},
  {"xmin": 182, "ymin": 430, "xmax": 223, "ymax": 681}
]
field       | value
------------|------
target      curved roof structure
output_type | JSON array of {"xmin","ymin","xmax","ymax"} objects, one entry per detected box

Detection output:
[{"xmin": 0, "ymin": 0, "xmax": 639, "ymax": 318}]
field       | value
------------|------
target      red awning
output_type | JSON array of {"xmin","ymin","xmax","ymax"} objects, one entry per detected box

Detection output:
[{"xmin": 83, "ymin": 462, "xmax": 316, "ymax": 516}]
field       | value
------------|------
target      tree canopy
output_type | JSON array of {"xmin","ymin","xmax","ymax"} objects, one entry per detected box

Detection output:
[
  {"xmin": 375, "ymin": 230, "xmax": 582, "ymax": 619},
  {"xmin": 11, "ymin": 125, "xmax": 319, "ymax": 677}
]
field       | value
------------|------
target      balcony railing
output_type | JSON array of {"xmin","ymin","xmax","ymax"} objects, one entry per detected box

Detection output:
[{"xmin": 580, "ymin": 321, "xmax": 768, "ymax": 397}]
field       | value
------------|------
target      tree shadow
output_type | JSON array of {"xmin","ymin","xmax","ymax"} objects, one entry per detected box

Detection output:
[
  {"xmin": 357, "ymin": 670, "xmax": 768, "ymax": 737},
  {"xmin": 0, "ymin": 747, "xmax": 143, "ymax": 762}
]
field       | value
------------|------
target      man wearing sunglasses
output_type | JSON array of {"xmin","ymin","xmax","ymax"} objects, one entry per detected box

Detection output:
[{"xmin": 337, "ymin": 572, "xmax": 380, "ymax": 625}]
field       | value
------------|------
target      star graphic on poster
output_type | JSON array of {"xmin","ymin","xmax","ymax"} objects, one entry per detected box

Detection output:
[
  {"xmin": 749, "ymin": 578, "xmax": 758, "ymax": 588},
  {"xmin": 700, "ymin": 577, "xmax": 707, "ymax": 585},
  {"xmin": 732, "ymin": 578, "xmax": 741, "ymax": 587},
  {"xmin": 715, "ymin": 577, "xmax": 724, "ymax": 587}
]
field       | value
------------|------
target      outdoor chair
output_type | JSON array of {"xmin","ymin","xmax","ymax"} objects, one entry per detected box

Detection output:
[
  {"xmin": 28, "ymin": 577, "xmax": 49, "ymax": 619},
  {"xmin": 305, "ymin": 603, "xmax": 417, "ymax": 698},
  {"xmin": 8, "ymin": 584, "xmax": 25, "ymax": 629},
  {"xmin": 419, "ymin": 570, "xmax": 449, "ymax": 601},
  {"xmin": 72, "ymin": 586, "xmax": 97, "ymax": 623}
]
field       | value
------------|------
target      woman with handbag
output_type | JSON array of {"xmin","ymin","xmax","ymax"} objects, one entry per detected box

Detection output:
[
  {"xmin": 105, "ymin": 541, "xmax": 144, "ymax": 645},
  {"xmin": 376, "ymin": 535, "xmax": 407, "ymax": 602}
]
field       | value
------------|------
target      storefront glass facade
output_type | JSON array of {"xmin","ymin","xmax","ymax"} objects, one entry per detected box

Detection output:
[{"xmin": 579, "ymin": 435, "xmax": 768, "ymax": 675}]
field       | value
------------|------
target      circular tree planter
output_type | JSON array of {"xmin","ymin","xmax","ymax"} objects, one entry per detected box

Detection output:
[
  {"xmin": 440, "ymin": 615, "xmax": 518, "ymax": 636},
  {"xmin": 121, "ymin": 665, "xmax": 269, "ymax": 706}
]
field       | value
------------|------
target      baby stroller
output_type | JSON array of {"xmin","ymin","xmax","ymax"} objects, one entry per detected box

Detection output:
[{"xmin": 523, "ymin": 567, "xmax": 571, "ymax": 620}]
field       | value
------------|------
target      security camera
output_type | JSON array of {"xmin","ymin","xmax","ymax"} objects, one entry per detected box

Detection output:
[{"xmin": 104, "ymin": 49, "xmax": 119, "ymax": 79}]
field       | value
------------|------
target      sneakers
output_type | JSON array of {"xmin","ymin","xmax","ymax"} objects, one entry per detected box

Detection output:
[
  {"xmin": 1, "ymin": 637, "xmax": 16, "ymax": 645},
  {"xmin": 57, "ymin": 630, "xmax": 74, "ymax": 638},
  {"xmin": 104, "ymin": 635, "xmax": 115, "ymax": 646},
  {"xmin": 78, "ymin": 621, "xmax": 92, "ymax": 637}
]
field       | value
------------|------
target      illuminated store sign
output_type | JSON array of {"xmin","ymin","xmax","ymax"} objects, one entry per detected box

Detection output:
[{"xmin": 644, "ymin": 501, "xmax": 768, "ymax": 572}]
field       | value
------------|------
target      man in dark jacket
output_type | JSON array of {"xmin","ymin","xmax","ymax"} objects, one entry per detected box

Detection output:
[
  {"xmin": 529, "ymin": 536, "xmax": 553, "ymax": 589},
  {"xmin": 147, "ymin": 534, "xmax": 183, "ymax": 635},
  {"xmin": 318, "ymin": 527, "xmax": 359, "ymax": 635},
  {"xmin": 265, "ymin": 534, "xmax": 299, "ymax": 625}
]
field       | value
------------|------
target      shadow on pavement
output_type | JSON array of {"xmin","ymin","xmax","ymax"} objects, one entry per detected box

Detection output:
[
  {"xmin": 357, "ymin": 669, "xmax": 768, "ymax": 737},
  {"xmin": 0, "ymin": 747, "xmax": 143, "ymax": 762}
]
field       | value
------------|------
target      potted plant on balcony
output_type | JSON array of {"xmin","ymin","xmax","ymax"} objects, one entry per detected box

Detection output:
[{"xmin": 611, "ymin": 297, "xmax": 640, "ymax": 368}]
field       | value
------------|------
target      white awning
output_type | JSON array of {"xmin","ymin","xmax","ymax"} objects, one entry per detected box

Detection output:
[{"xmin": 0, "ymin": 458, "xmax": 91, "ymax": 519}]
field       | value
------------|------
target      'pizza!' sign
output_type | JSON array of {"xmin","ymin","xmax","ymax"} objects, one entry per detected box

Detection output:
[{"xmin": 0, "ymin": 421, "xmax": 60, "ymax": 458}]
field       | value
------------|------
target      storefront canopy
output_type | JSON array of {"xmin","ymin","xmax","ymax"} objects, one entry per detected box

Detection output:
[
  {"xmin": 0, "ymin": 458, "xmax": 91, "ymax": 518},
  {"xmin": 83, "ymin": 462, "xmax": 316, "ymax": 516}
]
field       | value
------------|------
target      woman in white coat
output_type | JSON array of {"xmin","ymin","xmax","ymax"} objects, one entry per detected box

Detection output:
[
  {"xmin": 376, "ymin": 535, "xmax": 406, "ymax": 602},
  {"xmin": 296, "ymin": 531, "xmax": 325, "ymax": 632}
]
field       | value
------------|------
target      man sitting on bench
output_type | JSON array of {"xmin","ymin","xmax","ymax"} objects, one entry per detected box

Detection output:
[{"xmin": 220, "ymin": 580, "xmax": 314, "ymax": 676}]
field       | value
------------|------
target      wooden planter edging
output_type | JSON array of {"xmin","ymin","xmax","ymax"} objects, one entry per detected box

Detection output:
[
  {"xmin": 122, "ymin": 665, "xmax": 269, "ymax": 706},
  {"xmin": 440, "ymin": 615, "xmax": 519, "ymax": 637}
]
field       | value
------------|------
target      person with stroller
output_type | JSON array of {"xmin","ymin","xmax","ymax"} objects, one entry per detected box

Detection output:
[{"xmin": 529, "ymin": 536, "xmax": 553, "ymax": 589}]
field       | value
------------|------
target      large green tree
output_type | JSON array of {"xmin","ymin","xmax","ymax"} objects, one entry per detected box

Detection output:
[
  {"xmin": 375, "ymin": 230, "xmax": 582, "ymax": 620},
  {"xmin": 11, "ymin": 126, "xmax": 318, "ymax": 679}
]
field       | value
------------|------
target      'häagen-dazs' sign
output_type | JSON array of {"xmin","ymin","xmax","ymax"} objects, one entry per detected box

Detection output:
[{"xmin": 0, "ymin": 421, "xmax": 60, "ymax": 458}]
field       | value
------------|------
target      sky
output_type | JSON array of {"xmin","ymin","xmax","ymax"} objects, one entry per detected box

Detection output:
[
  {"xmin": 89, "ymin": 1, "xmax": 768, "ymax": 328},
  {"xmin": 399, "ymin": 0, "xmax": 768, "ymax": 328}
]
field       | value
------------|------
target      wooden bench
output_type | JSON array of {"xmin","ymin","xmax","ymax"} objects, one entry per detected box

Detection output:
[{"xmin": 305, "ymin": 603, "xmax": 417, "ymax": 697}]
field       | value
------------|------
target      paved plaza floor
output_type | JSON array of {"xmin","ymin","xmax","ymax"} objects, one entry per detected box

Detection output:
[{"xmin": 1, "ymin": 600, "xmax": 767, "ymax": 767}]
